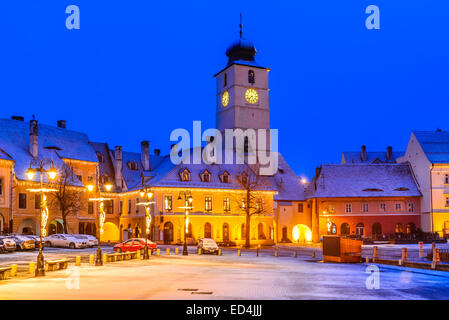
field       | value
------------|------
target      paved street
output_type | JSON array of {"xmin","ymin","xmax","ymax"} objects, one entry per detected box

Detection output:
[{"xmin": 1, "ymin": 248, "xmax": 449, "ymax": 299}]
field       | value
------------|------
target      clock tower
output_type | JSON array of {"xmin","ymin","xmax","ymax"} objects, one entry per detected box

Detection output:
[{"xmin": 214, "ymin": 32, "xmax": 271, "ymax": 152}]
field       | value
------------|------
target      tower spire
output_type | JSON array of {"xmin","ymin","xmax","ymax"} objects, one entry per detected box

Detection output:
[{"xmin": 239, "ymin": 13, "xmax": 243, "ymax": 39}]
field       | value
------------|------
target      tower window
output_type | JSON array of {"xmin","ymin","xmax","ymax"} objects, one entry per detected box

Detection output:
[{"xmin": 248, "ymin": 70, "xmax": 255, "ymax": 84}]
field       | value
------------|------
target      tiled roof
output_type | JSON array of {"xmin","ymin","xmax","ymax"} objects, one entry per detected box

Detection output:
[
  {"xmin": 414, "ymin": 131, "xmax": 449, "ymax": 163},
  {"xmin": 309, "ymin": 163, "xmax": 421, "ymax": 198}
]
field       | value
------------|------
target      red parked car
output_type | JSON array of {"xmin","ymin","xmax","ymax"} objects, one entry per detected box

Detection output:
[{"xmin": 113, "ymin": 238, "xmax": 157, "ymax": 253}]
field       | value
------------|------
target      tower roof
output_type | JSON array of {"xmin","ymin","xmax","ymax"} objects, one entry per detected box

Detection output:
[{"xmin": 225, "ymin": 38, "xmax": 257, "ymax": 65}]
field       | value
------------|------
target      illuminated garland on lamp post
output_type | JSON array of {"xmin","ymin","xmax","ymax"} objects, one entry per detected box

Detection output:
[
  {"xmin": 87, "ymin": 183, "xmax": 113, "ymax": 266},
  {"xmin": 178, "ymin": 191, "xmax": 193, "ymax": 256},
  {"xmin": 25, "ymin": 157, "xmax": 58, "ymax": 277},
  {"xmin": 137, "ymin": 188, "xmax": 155, "ymax": 260}
]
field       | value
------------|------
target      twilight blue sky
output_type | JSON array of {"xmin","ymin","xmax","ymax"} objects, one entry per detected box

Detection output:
[{"xmin": 1, "ymin": 1, "xmax": 448, "ymax": 178}]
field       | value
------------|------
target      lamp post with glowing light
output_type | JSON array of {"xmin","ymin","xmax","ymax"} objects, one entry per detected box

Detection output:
[
  {"xmin": 86, "ymin": 182, "xmax": 113, "ymax": 266},
  {"xmin": 178, "ymin": 191, "xmax": 193, "ymax": 256},
  {"xmin": 25, "ymin": 158, "xmax": 58, "ymax": 277},
  {"xmin": 137, "ymin": 186, "xmax": 154, "ymax": 259}
]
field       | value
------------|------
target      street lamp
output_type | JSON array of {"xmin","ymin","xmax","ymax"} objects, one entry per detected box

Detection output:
[
  {"xmin": 137, "ymin": 187, "xmax": 154, "ymax": 259},
  {"xmin": 86, "ymin": 182, "xmax": 113, "ymax": 266},
  {"xmin": 178, "ymin": 191, "xmax": 193, "ymax": 256},
  {"xmin": 25, "ymin": 157, "xmax": 58, "ymax": 277}
]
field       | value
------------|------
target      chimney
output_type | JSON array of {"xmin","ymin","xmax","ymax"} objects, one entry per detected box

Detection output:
[
  {"xmin": 57, "ymin": 120, "xmax": 66, "ymax": 129},
  {"xmin": 114, "ymin": 146, "xmax": 123, "ymax": 188},
  {"xmin": 360, "ymin": 145, "xmax": 367, "ymax": 162},
  {"xmin": 141, "ymin": 141, "xmax": 150, "ymax": 171},
  {"xmin": 154, "ymin": 149, "xmax": 161, "ymax": 156},
  {"xmin": 11, "ymin": 116, "xmax": 24, "ymax": 121},
  {"xmin": 29, "ymin": 118, "xmax": 38, "ymax": 158},
  {"xmin": 386, "ymin": 146, "xmax": 393, "ymax": 161}
]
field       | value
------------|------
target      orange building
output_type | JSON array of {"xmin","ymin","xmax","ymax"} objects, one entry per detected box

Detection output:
[{"xmin": 308, "ymin": 164, "xmax": 422, "ymax": 238}]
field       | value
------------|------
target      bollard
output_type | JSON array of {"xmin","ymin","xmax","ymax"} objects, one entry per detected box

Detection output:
[
  {"xmin": 218, "ymin": 249, "xmax": 222, "ymax": 256},
  {"xmin": 75, "ymin": 256, "xmax": 81, "ymax": 266},
  {"xmin": 89, "ymin": 254, "xmax": 94, "ymax": 265},
  {"xmin": 274, "ymin": 251, "xmax": 278, "ymax": 257},
  {"xmin": 401, "ymin": 248, "xmax": 408, "ymax": 262},
  {"xmin": 398, "ymin": 259, "xmax": 403, "ymax": 266},
  {"xmin": 312, "ymin": 251, "xmax": 316, "ymax": 259},
  {"xmin": 198, "ymin": 248, "xmax": 202, "ymax": 255},
  {"xmin": 10, "ymin": 264, "xmax": 17, "ymax": 277},
  {"xmin": 166, "ymin": 248, "xmax": 170, "ymax": 255},
  {"xmin": 29, "ymin": 262, "xmax": 35, "ymax": 274},
  {"xmin": 365, "ymin": 256, "xmax": 369, "ymax": 263},
  {"xmin": 175, "ymin": 248, "xmax": 179, "ymax": 255},
  {"xmin": 237, "ymin": 249, "xmax": 241, "ymax": 256},
  {"xmin": 156, "ymin": 249, "xmax": 160, "ymax": 256},
  {"xmin": 256, "ymin": 247, "xmax": 259, "ymax": 257},
  {"xmin": 137, "ymin": 250, "xmax": 141, "ymax": 260},
  {"xmin": 434, "ymin": 248, "xmax": 441, "ymax": 263},
  {"xmin": 293, "ymin": 251, "xmax": 297, "ymax": 258},
  {"xmin": 418, "ymin": 242, "xmax": 424, "ymax": 260},
  {"xmin": 373, "ymin": 246, "xmax": 378, "ymax": 262},
  {"xmin": 103, "ymin": 253, "xmax": 107, "ymax": 263}
]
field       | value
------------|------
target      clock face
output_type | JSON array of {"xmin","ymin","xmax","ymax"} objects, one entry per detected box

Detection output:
[
  {"xmin": 245, "ymin": 88, "xmax": 259, "ymax": 104},
  {"xmin": 222, "ymin": 90, "xmax": 229, "ymax": 107}
]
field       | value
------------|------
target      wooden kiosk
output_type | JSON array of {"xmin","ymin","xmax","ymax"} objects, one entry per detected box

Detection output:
[{"xmin": 322, "ymin": 236, "xmax": 362, "ymax": 263}]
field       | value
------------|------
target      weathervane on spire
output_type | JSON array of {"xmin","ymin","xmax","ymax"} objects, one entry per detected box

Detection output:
[{"xmin": 239, "ymin": 13, "xmax": 243, "ymax": 39}]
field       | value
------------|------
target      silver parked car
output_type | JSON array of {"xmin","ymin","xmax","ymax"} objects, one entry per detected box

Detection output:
[
  {"xmin": 44, "ymin": 234, "xmax": 87, "ymax": 249},
  {"xmin": 0, "ymin": 236, "xmax": 16, "ymax": 253},
  {"xmin": 72, "ymin": 234, "xmax": 98, "ymax": 247}
]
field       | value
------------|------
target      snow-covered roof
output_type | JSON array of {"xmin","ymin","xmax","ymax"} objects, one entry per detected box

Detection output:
[
  {"xmin": 414, "ymin": 130, "xmax": 449, "ymax": 163},
  {"xmin": 342, "ymin": 151, "xmax": 404, "ymax": 164},
  {"xmin": 309, "ymin": 163, "xmax": 421, "ymax": 198},
  {"xmin": 0, "ymin": 118, "xmax": 97, "ymax": 182},
  {"xmin": 104, "ymin": 144, "xmax": 304, "ymax": 199}
]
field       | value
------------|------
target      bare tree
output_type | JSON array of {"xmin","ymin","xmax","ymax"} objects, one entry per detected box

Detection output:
[
  {"xmin": 233, "ymin": 167, "xmax": 271, "ymax": 248},
  {"xmin": 48, "ymin": 163, "xmax": 84, "ymax": 234}
]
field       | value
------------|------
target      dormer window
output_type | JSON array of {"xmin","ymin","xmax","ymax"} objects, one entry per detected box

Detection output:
[
  {"xmin": 219, "ymin": 170, "xmax": 230, "ymax": 183},
  {"xmin": 248, "ymin": 70, "xmax": 255, "ymax": 84},
  {"xmin": 200, "ymin": 169, "xmax": 211, "ymax": 183},
  {"xmin": 179, "ymin": 168, "xmax": 191, "ymax": 182},
  {"xmin": 127, "ymin": 162, "xmax": 138, "ymax": 170},
  {"xmin": 394, "ymin": 187, "xmax": 409, "ymax": 191},
  {"xmin": 240, "ymin": 171, "xmax": 248, "ymax": 186}
]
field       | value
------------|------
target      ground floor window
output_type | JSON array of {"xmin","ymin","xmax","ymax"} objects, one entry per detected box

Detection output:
[
  {"xmin": 356, "ymin": 223, "xmax": 364, "ymax": 236},
  {"xmin": 341, "ymin": 223, "xmax": 350, "ymax": 235},
  {"xmin": 406, "ymin": 222, "xmax": 416, "ymax": 234},
  {"xmin": 241, "ymin": 223, "xmax": 247, "ymax": 240},
  {"xmin": 223, "ymin": 223, "xmax": 229, "ymax": 241},
  {"xmin": 258, "ymin": 223, "xmax": 266, "ymax": 240},
  {"xmin": 79, "ymin": 222, "xmax": 96, "ymax": 236},
  {"xmin": 395, "ymin": 223, "xmax": 404, "ymax": 233},
  {"xmin": 372, "ymin": 222, "xmax": 382, "ymax": 235},
  {"xmin": 204, "ymin": 222, "xmax": 212, "ymax": 238}
]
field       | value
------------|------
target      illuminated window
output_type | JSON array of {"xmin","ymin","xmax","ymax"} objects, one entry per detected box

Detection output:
[
  {"xmin": 205, "ymin": 196, "xmax": 212, "ymax": 212},
  {"xmin": 395, "ymin": 203, "xmax": 402, "ymax": 212},
  {"xmin": 164, "ymin": 195, "xmax": 173, "ymax": 211},
  {"xmin": 223, "ymin": 197, "xmax": 230, "ymax": 212},
  {"xmin": 345, "ymin": 203, "xmax": 352, "ymax": 213},
  {"xmin": 179, "ymin": 168, "xmax": 191, "ymax": 182},
  {"xmin": 200, "ymin": 169, "xmax": 211, "ymax": 182},
  {"xmin": 395, "ymin": 223, "xmax": 404, "ymax": 233}
]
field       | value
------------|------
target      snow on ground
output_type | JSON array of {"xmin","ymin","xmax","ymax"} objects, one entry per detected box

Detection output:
[{"xmin": 1, "ymin": 251, "xmax": 449, "ymax": 300}]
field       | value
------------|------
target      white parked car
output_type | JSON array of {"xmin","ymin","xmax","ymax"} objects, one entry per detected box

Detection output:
[
  {"xmin": 44, "ymin": 234, "xmax": 87, "ymax": 249},
  {"xmin": 72, "ymin": 234, "xmax": 98, "ymax": 247},
  {"xmin": 0, "ymin": 236, "xmax": 17, "ymax": 252},
  {"xmin": 197, "ymin": 238, "xmax": 219, "ymax": 254}
]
